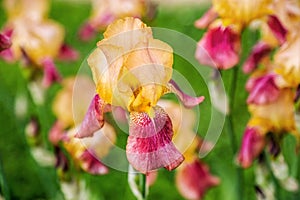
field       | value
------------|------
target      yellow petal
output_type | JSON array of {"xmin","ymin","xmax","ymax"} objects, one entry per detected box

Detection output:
[
  {"xmin": 82, "ymin": 122, "xmax": 117, "ymax": 158},
  {"xmin": 122, "ymin": 39, "xmax": 173, "ymax": 112},
  {"xmin": 52, "ymin": 76, "xmax": 95, "ymax": 128},
  {"xmin": 249, "ymin": 89, "xmax": 297, "ymax": 134},
  {"xmin": 4, "ymin": 0, "xmax": 49, "ymax": 21},
  {"xmin": 100, "ymin": 17, "xmax": 152, "ymax": 52},
  {"xmin": 212, "ymin": 0, "xmax": 272, "ymax": 25},
  {"xmin": 274, "ymin": 33, "xmax": 300, "ymax": 88},
  {"xmin": 10, "ymin": 18, "xmax": 65, "ymax": 65},
  {"xmin": 87, "ymin": 45, "xmax": 124, "ymax": 104}
]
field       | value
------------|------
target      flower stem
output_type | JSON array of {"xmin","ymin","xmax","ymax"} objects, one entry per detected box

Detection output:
[
  {"xmin": 226, "ymin": 67, "xmax": 244, "ymax": 200},
  {"xmin": 263, "ymin": 152, "xmax": 281, "ymax": 199},
  {"xmin": 139, "ymin": 173, "xmax": 147, "ymax": 200}
]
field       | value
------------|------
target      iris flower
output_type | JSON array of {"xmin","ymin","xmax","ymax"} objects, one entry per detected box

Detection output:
[
  {"xmin": 1, "ymin": 0, "xmax": 78, "ymax": 87},
  {"xmin": 50, "ymin": 76, "xmax": 116, "ymax": 175},
  {"xmin": 238, "ymin": 57, "xmax": 299, "ymax": 167},
  {"xmin": 78, "ymin": 0, "xmax": 153, "ymax": 41},
  {"xmin": 159, "ymin": 100, "xmax": 219, "ymax": 200},
  {"xmin": 195, "ymin": 0, "xmax": 287, "ymax": 70},
  {"xmin": 77, "ymin": 17, "xmax": 204, "ymax": 174}
]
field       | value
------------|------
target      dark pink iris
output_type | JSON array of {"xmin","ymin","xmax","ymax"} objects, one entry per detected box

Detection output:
[
  {"xmin": 246, "ymin": 74, "xmax": 280, "ymax": 105},
  {"xmin": 195, "ymin": 26, "xmax": 240, "ymax": 70}
]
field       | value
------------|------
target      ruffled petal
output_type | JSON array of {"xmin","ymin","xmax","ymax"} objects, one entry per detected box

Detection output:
[
  {"xmin": 246, "ymin": 74, "xmax": 280, "ymax": 105},
  {"xmin": 243, "ymin": 42, "xmax": 272, "ymax": 74},
  {"xmin": 101, "ymin": 17, "xmax": 153, "ymax": 48},
  {"xmin": 0, "ymin": 29, "xmax": 14, "ymax": 61},
  {"xmin": 80, "ymin": 149, "xmax": 109, "ymax": 175},
  {"xmin": 41, "ymin": 58, "xmax": 62, "ymax": 87},
  {"xmin": 87, "ymin": 45, "xmax": 124, "ymax": 104},
  {"xmin": 237, "ymin": 127, "xmax": 266, "ymax": 168},
  {"xmin": 274, "ymin": 33, "xmax": 300, "ymax": 88},
  {"xmin": 57, "ymin": 43, "xmax": 79, "ymax": 61},
  {"xmin": 267, "ymin": 15, "xmax": 287, "ymax": 45},
  {"xmin": 126, "ymin": 105, "xmax": 184, "ymax": 173},
  {"xmin": 176, "ymin": 159, "xmax": 220, "ymax": 200},
  {"xmin": 0, "ymin": 32, "xmax": 12, "ymax": 51},
  {"xmin": 195, "ymin": 25, "xmax": 240, "ymax": 70},
  {"xmin": 168, "ymin": 80, "xmax": 204, "ymax": 108},
  {"xmin": 76, "ymin": 94, "xmax": 111, "ymax": 138},
  {"xmin": 123, "ymin": 38, "xmax": 173, "ymax": 112},
  {"xmin": 194, "ymin": 8, "xmax": 218, "ymax": 29}
]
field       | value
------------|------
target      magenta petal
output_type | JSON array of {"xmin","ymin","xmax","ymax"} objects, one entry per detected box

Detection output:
[
  {"xmin": 48, "ymin": 120, "xmax": 65, "ymax": 145},
  {"xmin": 0, "ymin": 48, "xmax": 14, "ymax": 62},
  {"xmin": 76, "ymin": 94, "xmax": 110, "ymax": 138},
  {"xmin": 237, "ymin": 127, "xmax": 266, "ymax": 168},
  {"xmin": 195, "ymin": 26, "xmax": 240, "ymax": 70},
  {"xmin": 80, "ymin": 149, "xmax": 108, "ymax": 175},
  {"xmin": 78, "ymin": 22, "xmax": 96, "ymax": 41},
  {"xmin": 42, "ymin": 58, "xmax": 62, "ymax": 87},
  {"xmin": 267, "ymin": 15, "xmax": 287, "ymax": 45},
  {"xmin": 57, "ymin": 43, "xmax": 79, "ymax": 61},
  {"xmin": 0, "ymin": 33, "xmax": 12, "ymax": 51},
  {"xmin": 194, "ymin": 8, "xmax": 218, "ymax": 29},
  {"xmin": 176, "ymin": 159, "xmax": 220, "ymax": 200},
  {"xmin": 126, "ymin": 106, "xmax": 184, "ymax": 174},
  {"xmin": 243, "ymin": 42, "xmax": 272, "ymax": 74},
  {"xmin": 169, "ymin": 80, "xmax": 205, "ymax": 108},
  {"xmin": 246, "ymin": 74, "xmax": 280, "ymax": 105}
]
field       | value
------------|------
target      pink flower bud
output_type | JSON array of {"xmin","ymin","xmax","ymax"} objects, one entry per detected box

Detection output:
[
  {"xmin": 57, "ymin": 43, "xmax": 79, "ymax": 61},
  {"xmin": 194, "ymin": 8, "xmax": 218, "ymax": 29},
  {"xmin": 176, "ymin": 159, "xmax": 220, "ymax": 200},
  {"xmin": 267, "ymin": 15, "xmax": 287, "ymax": 45},
  {"xmin": 243, "ymin": 42, "xmax": 272, "ymax": 74},
  {"xmin": 42, "ymin": 58, "xmax": 62, "ymax": 87},
  {"xmin": 237, "ymin": 127, "xmax": 266, "ymax": 168}
]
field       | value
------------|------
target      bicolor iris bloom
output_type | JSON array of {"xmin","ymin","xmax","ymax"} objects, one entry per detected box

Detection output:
[
  {"xmin": 77, "ymin": 17, "xmax": 205, "ymax": 174},
  {"xmin": 195, "ymin": 0, "xmax": 288, "ymax": 70},
  {"xmin": 50, "ymin": 76, "xmax": 116, "ymax": 175}
]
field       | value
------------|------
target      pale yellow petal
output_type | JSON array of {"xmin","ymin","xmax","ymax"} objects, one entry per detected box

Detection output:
[
  {"xmin": 87, "ymin": 45, "xmax": 124, "ymax": 104},
  {"xmin": 121, "ymin": 38, "xmax": 173, "ymax": 112},
  {"xmin": 82, "ymin": 123, "xmax": 117, "ymax": 158},
  {"xmin": 213, "ymin": 0, "xmax": 272, "ymax": 25},
  {"xmin": 274, "ymin": 33, "xmax": 300, "ymax": 87},
  {"xmin": 249, "ymin": 89, "xmax": 297, "ymax": 134},
  {"xmin": 11, "ymin": 18, "xmax": 65, "ymax": 65},
  {"xmin": 100, "ymin": 17, "xmax": 152, "ymax": 52},
  {"xmin": 4, "ymin": 0, "xmax": 49, "ymax": 21}
]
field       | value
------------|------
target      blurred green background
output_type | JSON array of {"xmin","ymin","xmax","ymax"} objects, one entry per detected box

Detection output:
[{"xmin": 0, "ymin": 0, "xmax": 299, "ymax": 199}]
